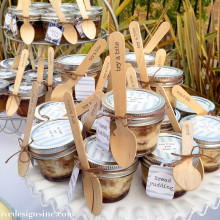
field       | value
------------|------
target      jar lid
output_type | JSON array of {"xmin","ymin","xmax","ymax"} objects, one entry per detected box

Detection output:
[
  {"xmin": 41, "ymin": 10, "xmax": 76, "ymax": 21},
  {"xmin": 8, "ymin": 6, "xmax": 35, "ymax": 13},
  {"xmin": 0, "ymin": 69, "xmax": 17, "ymax": 80},
  {"xmin": 35, "ymin": 101, "xmax": 67, "ymax": 122},
  {"xmin": 23, "ymin": 70, "xmax": 47, "ymax": 81},
  {"xmin": 176, "ymin": 96, "xmax": 215, "ymax": 114},
  {"xmin": 84, "ymin": 135, "xmax": 139, "ymax": 177},
  {"xmin": 0, "ymin": 80, "xmax": 9, "ymax": 91},
  {"xmin": 102, "ymin": 88, "xmax": 165, "ymax": 125},
  {"xmin": 56, "ymin": 55, "xmax": 101, "ymax": 72},
  {"xmin": 14, "ymin": 9, "xmax": 41, "ymax": 20},
  {"xmin": 0, "ymin": 58, "xmax": 29, "ymax": 69},
  {"xmin": 162, "ymin": 109, "xmax": 181, "ymax": 127},
  {"xmin": 29, "ymin": 118, "xmax": 83, "ymax": 155},
  {"xmin": 35, "ymin": 59, "xmax": 48, "ymax": 69},
  {"xmin": 125, "ymin": 52, "xmax": 155, "ymax": 66},
  {"xmin": 75, "ymin": 5, "xmax": 103, "ymax": 12},
  {"xmin": 74, "ymin": 9, "xmax": 102, "ymax": 18},
  {"xmin": 179, "ymin": 115, "xmax": 220, "ymax": 148},
  {"xmin": 31, "ymin": 2, "xmax": 51, "ymax": 9},
  {"xmin": 9, "ymin": 82, "xmax": 46, "ymax": 97},
  {"xmin": 142, "ymin": 133, "xmax": 199, "ymax": 165}
]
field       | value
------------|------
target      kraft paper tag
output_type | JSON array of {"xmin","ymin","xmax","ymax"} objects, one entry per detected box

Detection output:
[
  {"xmin": 146, "ymin": 165, "xmax": 176, "ymax": 200},
  {"xmin": 68, "ymin": 165, "xmax": 80, "ymax": 202}
]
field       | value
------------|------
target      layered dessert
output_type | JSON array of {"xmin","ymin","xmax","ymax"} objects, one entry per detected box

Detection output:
[{"xmin": 0, "ymin": 80, "xmax": 9, "ymax": 112}]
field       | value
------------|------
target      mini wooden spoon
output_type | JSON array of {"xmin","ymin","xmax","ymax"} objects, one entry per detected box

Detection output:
[
  {"xmin": 51, "ymin": 39, "xmax": 106, "ymax": 101},
  {"xmin": 156, "ymin": 85, "xmax": 181, "ymax": 133},
  {"xmin": 144, "ymin": 22, "xmax": 170, "ymax": 54},
  {"xmin": 20, "ymin": 0, "xmax": 35, "ymax": 45},
  {"xmin": 64, "ymin": 91, "xmax": 102, "ymax": 216},
  {"xmin": 129, "ymin": 21, "xmax": 150, "ymax": 90},
  {"xmin": 45, "ymin": 47, "xmax": 54, "ymax": 102},
  {"xmin": 109, "ymin": 32, "xmax": 137, "ymax": 168},
  {"xmin": 76, "ymin": 0, "xmax": 96, "ymax": 40},
  {"xmin": 155, "ymin": 49, "xmax": 166, "ymax": 66},
  {"xmin": 173, "ymin": 121, "xmax": 202, "ymax": 191},
  {"xmin": 50, "ymin": 0, "xmax": 78, "ymax": 44},
  {"xmin": 172, "ymin": 85, "xmax": 208, "ymax": 115},
  {"xmin": 18, "ymin": 82, "xmax": 39, "ymax": 177},
  {"xmin": 6, "ymin": 49, "xmax": 29, "ymax": 116}
]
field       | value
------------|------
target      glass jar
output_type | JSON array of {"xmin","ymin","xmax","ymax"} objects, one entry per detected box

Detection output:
[
  {"xmin": 29, "ymin": 118, "xmax": 83, "ymax": 181},
  {"xmin": 137, "ymin": 66, "xmax": 183, "ymax": 107},
  {"xmin": 35, "ymin": 101, "xmax": 67, "ymax": 123},
  {"xmin": 102, "ymin": 88, "xmax": 165, "ymax": 156},
  {"xmin": 56, "ymin": 54, "xmax": 102, "ymax": 84},
  {"xmin": 180, "ymin": 115, "xmax": 220, "ymax": 172},
  {"xmin": 176, "ymin": 96, "xmax": 215, "ymax": 117},
  {"xmin": 161, "ymin": 109, "xmax": 181, "ymax": 132},
  {"xmin": 0, "ymin": 80, "xmax": 9, "ymax": 113},
  {"xmin": 125, "ymin": 52, "xmax": 155, "ymax": 68},
  {"xmin": 13, "ymin": 9, "xmax": 42, "ymax": 41},
  {"xmin": 140, "ymin": 133, "xmax": 199, "ymax": 198},
  {"xmin": 74, "ymin": 9, "xmax": 102, "ymax": 38},
  {"xmin": 23, "ymin": 69, "xmax": 47, "ymax": 82},
  {"xmin": 0, "ymin": 58, "xmax": 29, "ymax": 69},
  {"xmin": 9, "ymin": 82, "xmax": 46, "ymax": 117},
  {"xmin": 0, "ymin": 69, "xmax": 17, "ymax": 84},
  {"xmin": 84, "ymin": 135, "xmax": 139, "ymax": 203}
]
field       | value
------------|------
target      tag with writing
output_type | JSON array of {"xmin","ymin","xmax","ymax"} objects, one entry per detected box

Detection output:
[
  {"xmin": 74, "ymin": 17, "xmax": 86, "ymax": 38},
  {"xmin": 146, "ymin": 165, "xmax": 176, "ymax": 200},
  {"xmin": 75, "ymin": 77, "xmax": 95, "ymax": 101},
  {"xmin": 96, "ymin": 110, "xmax": 110, "ymax": 152},
  {"xmin": 45, "ymin": 20, "xmax": 64, "ymax": 45},
  {"xmin": 4, "ymin": 12, "xmax": 12, "ymax": 30},
  {"xmin": 12, "ymin": 15, "xmax": 18, "ymax": 36},
  {"xmin": 68, "ymin": 165, "xmax": 80, "ymax": 202}
]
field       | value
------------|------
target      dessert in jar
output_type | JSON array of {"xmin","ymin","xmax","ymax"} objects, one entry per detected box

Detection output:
[
  {"xmin": 84, "ymin": 135, "xmax": 139, "ymax": 202},
  {"xmin": 137, "ymin": 66, "xmax": 183, "ymax": 107},
  {"xmin": 0, "ymin": 80, "xmax": 9, "ymax": 113},
  {"xmin": 180, "ymin": 115, "xmax": 220, "ymax": 172},
  {"xmin": 0, "ymin": 69, "xmax": 17, "ymax": 83},
  {"xmin": 140, "ymin": 133, "xmax": 199, "ymax": 198},
  {"xmin": 23, "ymin": 69, "xmax": 47, "ymax": 82},
  {"xmin": 0, "ymin": 58, "xmax": 29, "ymax": 69},
  {"xmin": 56, "ymin": 55, "xmax": 102, "ymax": 84},
  {"xmin": 13, "ymin": 9, "xmax": 42, "ymax": 41},
  {"xmin": 35, "ymin": 101, "xmax": 67, "ymax": 123},
  {"xmin": 9, "ymin": 82, "xmax": 46, "ymax": 116},
  {"xmin": 29, "ymin": 118, "xmax": 83, "ymax": 181},
  {"xmin": 125, "ymin": 52, "xmax": 155, "ymax": 67},
  {"xmin": 161, "ymin": 109, "xmax": 181, "ymax": 132},
  {"xmin": 74, "ymin": 9, "xmax": 102, "ymax": 38},
  {"xmin": 102, "ymin": 88, "xmax": 165, "ymax": 156},
  {"xmin": 176, "ymin": 96, "xmax": 215, "ymax": 117}
]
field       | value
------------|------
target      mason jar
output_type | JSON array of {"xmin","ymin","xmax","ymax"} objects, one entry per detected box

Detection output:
[
  {"xmin": 0, "ymin": 69, "xmax": 17, "ymax": 84},
  {"xmin": 140, "ymin": 133, "xmax": 200, "ymax": 198},
  {"xmin": 9, "ymin": 82, "xmax": 46, "ymax": 116},
  {"xmin": 0, "ymin": 58, "xmax": 29, "ymax": 69},
  {"xmin": 180, "ymin": 115, "xmax": 220, "ymax": 172},
  {"xmin": 0, "ymin": 80, "xmax": 9, "ymax": 113},
  {"xmin": 84, "ymin": 135, "xmax": 139, "ymax": 203},
  {"xmin": 23, "ymin": 69, "xmax": 47, "ymax": 82},
  {"xmin": 176, "ymin": 96, "xmax": 215, "ymax": 117},
  {"xmin": 102, "ymin": 88, "xmax": 165, "ymax": 156},
  {"xmin": 29, "ymin": 118, "xmax": 83, "ymax": 181}
]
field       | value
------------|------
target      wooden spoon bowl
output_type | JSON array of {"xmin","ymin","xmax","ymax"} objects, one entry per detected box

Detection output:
[
  {"xmin": 63, "ymin": 24, "xmax": 78, "ymax": 44},
  {"xmin": 20, "ymin": 22, "xmax": 35, "ymax": 45},
  {"xmin": 6, "ymin": 95, "xmax": 21, "ymax": 117},
  {"xmin": 82, "ymin": 20, "xmax": 96, "ymax": 40}
]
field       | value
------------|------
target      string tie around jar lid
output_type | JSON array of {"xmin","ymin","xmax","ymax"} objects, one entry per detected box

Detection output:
[{"xmin": 5, "ymin": 138, "xmax": 34, "ymax": 164}]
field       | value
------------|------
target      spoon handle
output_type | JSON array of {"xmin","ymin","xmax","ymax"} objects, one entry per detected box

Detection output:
[
  {"xmin": 12, "ymin": 44, "xmax": 24, "ymax": 70},
  {"xmin": 48, "ymin": 47, "xmax": 54, "ymax": 86},
  {"xmin": 181, "ymin": 121, "xmax": 194, "ymax": 155},
  {"xmin": 126, "ymin": 66, "xmax": 139, "ymax": 89},
  {"xmin": 37, "ymin": 45, "xmax": 45, "ymax": 83},
  {"xmin": 84, "ymin": 0, "xmax": 92, "ymax": 10},
  {"xmin": 22, "ymin": 0, "xmax": 29, "ymax": 20},
  {"xmin": 28, "ymin": 45, "xmax": 36, "ymax": 70},
  {"xmin": 155, "ymin": 49, "xmax": 166, "ymax": 66},
  {"xmin": 76, "ymin": 0, "xmax": 89, "ymax": 19},
  {"xmin": 49, "ymin": 0, "xmax": 67, "ymax": 22}
]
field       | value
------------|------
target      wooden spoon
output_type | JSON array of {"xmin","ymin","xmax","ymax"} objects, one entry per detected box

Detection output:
[
  {"xmin": 143, "ymin": 22, "xmax": 170, "ymax": 54},
  {"xmin": 173, "ymin": 121, "xmax": 202, "ymax": 191},
  {"xmin": 37, "ymin": 45, "xmax": 45, "ymax": 83},
  {"xmin": 172, "ymin": 85, "xmax": 208, "ymax": 115},
  {"xmin": 126, "ymin": 65, "xmax": 138, "ymax": 89},
  {"xmin": 6, "ymin": 49, "xmax": 29, "ymax": 117},
  {"xmin": 20, "ymin": 0, "xmax": 35, "ymax": 45},
  {"xmin": 155, "ymin": 49, "xmax": 166, "ymax": 66},
  {"xmin": 50, "ymin": 0, "xmax": 78, "ymax": 44},
  {"xmin": 64, "ymin": 91, "xmax": 102, "ymax": 216},
  {"xmin": 109, "ymin": 32, "xmax": 137, "ymax": 168},
  {"xmin": 76, "ymin": 0, "xmax": 96, "ymax": 40},
  {"xmin": 51, "ymin": 39, "xmax": 106, "ymax": 101},
  {"xmin": 156, "ymin": 85, "xmax": 181, "ymax": 133},
  {"xmin": 129, "ymin": 21, "xmax": 150, "ymax": 90},
  {"xmin": 45, "ymin": 47, "xmax": 54, "ymax": 102},
  {"xmin": 18, "ymin": 82, "xmax": 39, "ymax": 177}
]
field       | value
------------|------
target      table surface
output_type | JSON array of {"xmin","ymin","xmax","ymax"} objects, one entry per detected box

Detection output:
[{"xmin": 1, "ymin": 131, "xmax": 220, "ymax": 220}]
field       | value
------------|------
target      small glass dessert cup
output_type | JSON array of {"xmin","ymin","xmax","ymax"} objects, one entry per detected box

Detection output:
[
  {"xmin": 29, "ymin": 118, "xmax": 83, "ymax": 181},
  {"xmin": 180, "ymin": 115, "xmax": 220, "ymax": 172},
  {"xmin": 140, "ymin": 133, "xmax": 200, "ymax": 198},
  {"xmin": 84, "ymin": 135, "xmax": 139, "ymax": 203},
  {"xmin": 9, "ymin": 82, "xmax": 46, "ymax": 117},
  {"xmin": 176, "ymin": 96, "xmax": 215, "ymax": 117},
  {"xmin": 102, "ymin": 88, "xmax": 165, "ymax": 156},
  {"xmin": 0, "ymin": 80, "xmax": 9, "ymax": 113}
]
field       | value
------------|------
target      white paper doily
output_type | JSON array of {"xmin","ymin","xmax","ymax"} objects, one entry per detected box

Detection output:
[{"xmin": 25, "ymin": 165, "xmax": 220, "ymax": 220}]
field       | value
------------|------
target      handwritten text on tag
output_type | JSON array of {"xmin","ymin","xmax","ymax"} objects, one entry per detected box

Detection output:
[{"xmin": 68, "ymin": 165, "xmax": 80, "ymax": 202}]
